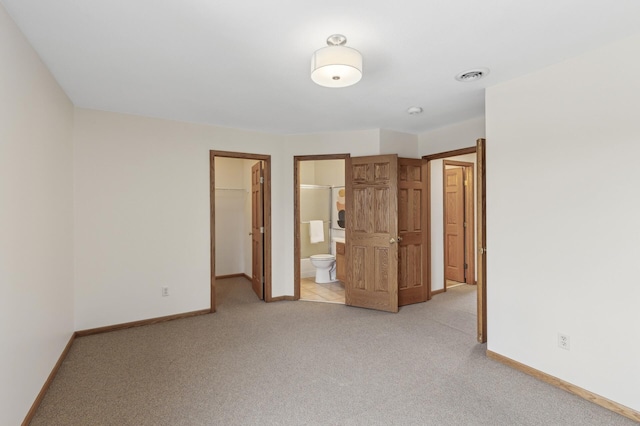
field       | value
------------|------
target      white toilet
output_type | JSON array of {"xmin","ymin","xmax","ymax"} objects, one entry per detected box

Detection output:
[{"xmin": 309, "ymin": 254, "xmax": 336, "ymax": 283}]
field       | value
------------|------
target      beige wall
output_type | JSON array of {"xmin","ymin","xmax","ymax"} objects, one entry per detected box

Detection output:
[
  {"xmin": 418, "ymin": 116, "xmax": 485, "ymax": 156},
  {"xmin": 0, "ymin": 4, "xmax": 75, "ymax": 425},
  {"xmin": 380, "ymin": 129, "xmax": 419, "ymax": 157},
  {"xmin": 73, "ymin": 109, "xmax": 284, "ymax": 329},
  {"xmin": 486, "ymin": 34, "xmax": 640, "ymax": 411}
]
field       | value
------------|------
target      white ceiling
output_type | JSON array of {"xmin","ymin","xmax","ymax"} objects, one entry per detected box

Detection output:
[{"xmin": 3, "ymin": 0, "xmax": 640, "ymax": 135}]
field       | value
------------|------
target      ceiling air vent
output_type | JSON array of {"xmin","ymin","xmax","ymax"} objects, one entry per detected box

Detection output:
[{"xmin": 455, "ymin": 68, "xmax": 489, "ymax": 82}]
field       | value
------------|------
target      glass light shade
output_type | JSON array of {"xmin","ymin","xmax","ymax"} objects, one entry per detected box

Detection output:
[{"xmin": 311, "ymin": 45, "xmax": 363, "ymax": 88}]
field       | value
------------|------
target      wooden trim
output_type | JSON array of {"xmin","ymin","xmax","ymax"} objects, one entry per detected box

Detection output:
[
  {"xmin": 425, "ymin": 160, "xmax": 432, "ymax": 300},
  {"xmin": 210, "ymin": 151, "xmax": 216, "ymax": 312},
  {"xmin": 263, "ymin": 159, "xmax": 273, "ymax": 303},
  {"xmin": 215, "ymin": 273, "xmax": 245, "ymax": 280},
  {"xmin": 422, "ymin": 146, "xmax": 476, "ymax": 161},
  {"xmin": 21, "ymin": 333, "xmax": 76, "ymax": 426},
  {"xmin": 486, "ymin": 350, "xmax": 640, "ymax": 423},
  {"xmin": 243, "ymin": 273, "xmax": 252, "ymax": 282},
  {"xmin": 293, "ymin": 159, "xmax": 301, "ymax": 301},
  {"xmin": 75, "ymin": 309, "xmax": 210, "ymax": 337},
  {"xmin": 476, "ymin": 138, "xmax": 487, "ymax": 343},
  {"xmin": 430, "ymin": 288, "xmax": 445, "ymax": 296},
  {"xmin": 210, "ymin": 150, "xmax": 273, "ymax": 306},
  {"xmin": 293, "ymin": 154, "xmax": 350, "ymax": 302},
  {"xmin": 441, "ymin": 163, "xmax": 447, "ymax": 292}
]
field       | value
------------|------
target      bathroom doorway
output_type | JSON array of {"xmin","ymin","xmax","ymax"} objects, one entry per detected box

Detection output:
[
  {"xmin": 209, "ymin": 150, "xmax": 272, "ymax": 313},
  {"xmin": 293, "ymin": 155, "xmax": 348, "ymax": 304}
]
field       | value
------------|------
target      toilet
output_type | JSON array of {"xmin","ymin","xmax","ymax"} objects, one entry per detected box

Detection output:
[{"xmin": 309, "ymin": 254, "xmax": 336, "ymax": 283}]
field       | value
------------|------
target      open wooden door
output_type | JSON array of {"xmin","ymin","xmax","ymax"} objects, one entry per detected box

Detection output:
[
  {"xmin": 476, "ymin": 138, "xmax": 487, "ymax": 343},
  {"xmin": 444, "ymin": 167, "xmax": 466, "ymax": 282},
  {"xmin": 398, "ymin": 158, "xmax": 428, "ymax": 306},
  {"xmin": 251, "ymin": 161, "xmax": 264, "ymax": 300},
  {"xmin": 345, "ymin": 155, "xmax": 399, "ymax": 313}
]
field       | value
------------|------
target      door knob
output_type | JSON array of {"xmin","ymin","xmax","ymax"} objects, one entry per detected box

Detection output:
[
  {"xmin": 397, "ymin": 236, "xmax": 403, "ymax": 242},
  {"xmin": 390, "ymin": 238, "xmax": 396, "ymax": 244},
  {"xmin": 249, "ymin": 232, "xmax": 253, "ymax": 236}
]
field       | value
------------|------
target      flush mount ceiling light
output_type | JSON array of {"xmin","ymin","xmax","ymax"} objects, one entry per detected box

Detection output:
[
  {"xmin": 407, "ymin": 106, "xmax": 423, "ymax": 115},
  {"xmin": 455, "ymin": 68, "xmax": 490, "ymax": 82},
  {"xmin": 311, "ymin": 34, "xmax": 362, "ymax": 88}
]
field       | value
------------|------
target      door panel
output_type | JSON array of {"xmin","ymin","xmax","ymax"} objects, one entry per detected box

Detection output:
[
  {"xmin": 444, "ymin": 167, "xmax": 465, "ymax": 282},
  {"xmin": 251, "ymin": 162, "xmax": 264, "ymax": 300},
  {"xmin": 398, "ymin": 158, "xmax": 428, "ymax": 306},
  {"xmin": 346, "ymin": 155, "xmax": 398, "ymax": 313}
]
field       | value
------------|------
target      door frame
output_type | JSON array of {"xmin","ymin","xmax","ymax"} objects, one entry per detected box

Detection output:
[
  {"xmin": 423, "ymin": 140, "xmax": 487, "ymax": 343},
  {"xmin": 293, "ymin": 154, "xmax": 350, "ymax": 300},
  {"xmin": 442, "ymin": 160, "xmax": 475, "ymax": 288},
  {"xmin": 210, "ymin": 150, "xmax": 272, "ymax": 312}
]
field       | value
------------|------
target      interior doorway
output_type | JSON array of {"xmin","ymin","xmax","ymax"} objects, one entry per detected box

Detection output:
[
  {"xmin": 209, "ymin": 150, "xmax": 272, "ymax": 313},
  {"xmin": 423, "ymin": 139, "xmax": 487, "ymax": 343},
  {"xmin": 293, "ymin": 155, "xmax": 348, "ymax": 304}
]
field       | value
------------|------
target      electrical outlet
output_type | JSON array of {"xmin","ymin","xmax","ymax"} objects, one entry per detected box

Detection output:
[
  {"xmin": 558, "ymin": 333, "xmax": 570, "ymax": 350},
  {"xmin": 162, "ymin": 287, "xmax": 169, "ymax": 297}
]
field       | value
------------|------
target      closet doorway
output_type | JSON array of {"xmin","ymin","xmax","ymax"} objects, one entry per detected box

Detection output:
[
  {"xmin": 209, "ymin": 151, "xmax": 272, "ymax": 312},
  {"xmin": 293, "ymin": 154, "xmax": 348, "ymax": 303}
]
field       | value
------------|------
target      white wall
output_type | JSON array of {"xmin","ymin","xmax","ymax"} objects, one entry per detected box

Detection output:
[
  {"xmin": 0, "ymin": 4, "xmax": 74, "ymax": 425},
  {"xmin": 214, "ymin": 157, "xmax": 248, "ymax": 276},
  {"xmin": 73, "ymin": 109, "xmax": 284, "ymax": 329},
  {"xmin": 380, "ymin": 129, "xmax": 419, "ymax": 158},
  {"xmin": 430, "ymin": 153, "xmax": 477, "ymax": 292},
  {"xmin": 486, "ymin": 34, "xmax": 640, "ymax": 411},
  {"xmin": 419, "ymin": 116, "xmax": 485, "ymax": 156}
]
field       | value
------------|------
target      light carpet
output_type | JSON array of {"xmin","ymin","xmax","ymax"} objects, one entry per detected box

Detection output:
[{"xmin": 30, "ymin": 278, "xmax": 634, "ymax": 425}]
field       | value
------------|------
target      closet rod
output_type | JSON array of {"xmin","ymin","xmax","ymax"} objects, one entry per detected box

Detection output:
[{"xmin": 300, "ymin": 220, "xmax": 330, "ymax": 224}]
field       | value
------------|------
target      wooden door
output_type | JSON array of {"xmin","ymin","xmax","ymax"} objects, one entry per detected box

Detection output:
[
  {"xmin": 251, "ymin": 161, "xmax": 264, "ymax": 300},
  {"xmin": 345, "ymin": 155, "xmax": 399, "ymax": 313},
  {"xmin": 398, "ymin": 158, "xmax": 428, "ymax": 306},
  {"xmin": 476, "ymin": 139, "xmax": 487, "ymax": 343},
  {"xmin": 444, "ymin": 167, "xmax": 465, "ymax": 283}
]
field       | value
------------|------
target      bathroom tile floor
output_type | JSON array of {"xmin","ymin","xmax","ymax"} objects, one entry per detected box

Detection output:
[{"xmin": 300, "ymin": 277, "xmax": 345, "ymax": 304}]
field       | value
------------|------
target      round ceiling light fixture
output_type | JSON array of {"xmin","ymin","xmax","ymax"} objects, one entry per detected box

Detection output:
[
  {"xmin": 311, "ymin": 34, "xmax": 362, "ymax": 88},
  {"xmin": 455, "ymin": 68, "xmax": 490, "ymax": 82},
  {"xmin": 407, "ymin": 106, "xmax": 423, "ymax": 115}
]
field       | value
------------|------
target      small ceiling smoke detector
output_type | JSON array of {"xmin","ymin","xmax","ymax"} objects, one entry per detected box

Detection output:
[
  {"xmin": 407, "ymin": 106, "xmax": 423, "ymax": 115},
  {"xmin": 455, "ymin": 68, "xmax": 490, "ymax": 82}
]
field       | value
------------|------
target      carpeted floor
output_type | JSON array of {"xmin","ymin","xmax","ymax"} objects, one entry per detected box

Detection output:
[{"xmin": 30, "ymin": 278, "xmax": 635, "ymax": 425}]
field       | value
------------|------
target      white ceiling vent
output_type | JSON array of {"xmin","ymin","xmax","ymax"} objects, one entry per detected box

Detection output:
[{"xmin": 455, "ymin": 68, "xmax": 490, "ymax": 82}]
